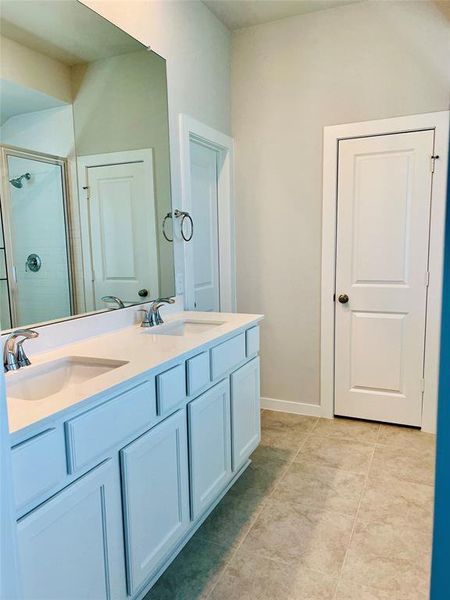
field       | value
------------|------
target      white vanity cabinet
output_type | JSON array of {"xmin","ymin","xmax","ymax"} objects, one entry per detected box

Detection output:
[
  {"xmin": 11, "ymin": 323, "xmax": 261, "ymax": 600},
  {"xmin": 120, "ymin": 410, "xmax": 190, "ymax": 596},
  {"xmin": 188, "ymin": 379, "xmax": 232, "ymax": 519},
  {"xmin": 17, "ymin": 459, "xmax": 126, "ymax": 600},
  {"xmin": 231, "ymin": 356, "xmax": 261, "ymax": 471}
]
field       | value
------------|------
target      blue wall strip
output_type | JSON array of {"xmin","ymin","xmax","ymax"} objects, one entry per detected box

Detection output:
[{"xmin": 431, "ymin": 150, "xmax": 450, "ymax": 599}]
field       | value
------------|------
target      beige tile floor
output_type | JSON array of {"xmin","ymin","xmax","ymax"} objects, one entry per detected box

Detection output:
[{"xmin": 145, "ymin": 411, "xmax": 436, "ymax": 600}]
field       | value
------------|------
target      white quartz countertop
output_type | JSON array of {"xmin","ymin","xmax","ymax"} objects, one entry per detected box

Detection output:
[{"xmin": 7, "ymin": 311, "xmax": 263, "ymax": 435}]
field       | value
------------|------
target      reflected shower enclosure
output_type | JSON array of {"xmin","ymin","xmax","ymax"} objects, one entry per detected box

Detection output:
[{"xmin": 0, "ymin": 148, "xmax": 74, "ymax": 329}]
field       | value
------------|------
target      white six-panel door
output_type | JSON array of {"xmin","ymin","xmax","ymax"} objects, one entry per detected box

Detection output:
[
  {"xmin": 189, "ymin": 140, "xmax": 221, "ymax": 312},
  {"xmin": 335, "ymin": 130, "xmax": 434, "ymax": 426}
]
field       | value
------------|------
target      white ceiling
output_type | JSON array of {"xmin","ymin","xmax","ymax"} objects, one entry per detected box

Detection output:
[
  {"xmin": 203, "ymin": 0, "xmax": 362, "ymax": 30},
  {"xmin": 0, "ymin": 0, "xmax": 143, "ymax": 65}
]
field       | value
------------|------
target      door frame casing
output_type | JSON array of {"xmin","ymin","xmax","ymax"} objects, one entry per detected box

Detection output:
[
  {"xmin": 179, "ymin": 114, "xmax": 236, "ymax": 312},
  {"xmin": 321, "ymin": 111, "xmax": 449, "ymax": 432}
]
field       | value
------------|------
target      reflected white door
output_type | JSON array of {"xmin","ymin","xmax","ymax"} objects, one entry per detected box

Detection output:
[
  {"xmin": 189, "ymin": 140, "xmax": 220, "ymax": 311},
  {"xmin": 335, "ymin": 130, "xmax": 434, "ymax": 426},
  {"xmin": 82, "ymin": 153, "xmax": 159, "ymax": 309}
]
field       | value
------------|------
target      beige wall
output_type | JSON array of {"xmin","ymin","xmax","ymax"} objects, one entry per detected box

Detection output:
[
  {"xmin": 232, "ymin": 0, "xmax": 450, "ymax": 408},
  {"xmin": 81, "ymin": 0, "xmax": 231, "ymax": 296},
  {"xmin": 72, "ymin": 49, "xmax": 174, "ymax": 297},
  {"xmin": 0, "ymin": 35, "xmax": 72, "ymax": 103}
]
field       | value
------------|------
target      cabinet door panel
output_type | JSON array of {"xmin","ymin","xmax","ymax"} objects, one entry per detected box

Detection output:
[
  {"xmin": 231, "ymin": 357, "xmax": 261, "ymax": 471},
  {"xmin": 17, "ymin": 460, "xmax": 126, "ymax": 600},
  {"xmin": 120, "ymin": 410, "xmax": 190, "ymax": 595},
  {"xmin": 188, "ymin": 380, "xmax": 232, "ymax": 519}
]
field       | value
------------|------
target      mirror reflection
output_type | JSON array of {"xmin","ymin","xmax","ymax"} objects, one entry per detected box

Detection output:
[{"xmin": 0, "ymin": 0, "xmax": 175, "ymax": 331}]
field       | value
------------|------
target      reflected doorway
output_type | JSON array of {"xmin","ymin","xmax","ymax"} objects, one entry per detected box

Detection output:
[{"xmin": 180, "ymin": 115, "xmax": 236, "ymax": 314}]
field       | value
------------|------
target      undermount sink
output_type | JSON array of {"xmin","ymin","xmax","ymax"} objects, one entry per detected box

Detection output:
[
  {"xmin": 149, "ymin": 319, "xmax": 225, "ymax": 337},
  {"xmin": 6, "ymin": 356, "xmax": 128, "ymax": 402}
]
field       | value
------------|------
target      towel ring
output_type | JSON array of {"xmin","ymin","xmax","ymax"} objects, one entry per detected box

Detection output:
[
  {"xmin": 180, "ymin": 212, "xmax": 193, "ymax": 242},
  {"xmin": 162, "ymin": 212, "xmax": 173, "ymax": 242}
]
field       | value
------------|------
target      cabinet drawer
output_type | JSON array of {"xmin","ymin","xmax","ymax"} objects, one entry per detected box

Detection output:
[
  {"xmin": 246, "ymin": 326, "xmax": 260, "ymax": 357},
  {"xmin": 12, "ymin": 427, "xmax": 67, "ymax": 513},
  {"xmin": 156, "ymin": 363, "xmax": 186, "ymax": 415},
  {"xmin": 187, "ymin": 352, "xmax": 210, "ymax": 397},
  {"xmin": 210, "ymin": 333, "xmax": 246, "ymax": 380},
  {"xmin": 66, "ymin": 380, "xmax": 157, "ymax": 473}
]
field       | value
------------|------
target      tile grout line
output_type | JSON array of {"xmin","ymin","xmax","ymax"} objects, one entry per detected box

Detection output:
[
  {"xmin": 204, "ymin": 416, "xmax": 320, "ymax": 598},
  {"xmin": 331, "ymin": 423, "xmax": 381, "ymax": 599}
]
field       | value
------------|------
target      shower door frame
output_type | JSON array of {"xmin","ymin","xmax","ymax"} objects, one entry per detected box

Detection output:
[{"xmin": 0, "ymin": 145, "xmax": 76, "ymax": 329}]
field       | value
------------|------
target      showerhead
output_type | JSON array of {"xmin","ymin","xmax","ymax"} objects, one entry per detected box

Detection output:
[{"xmin": 9, "ymin": 172, "xmax": 31, "ymax": 189}]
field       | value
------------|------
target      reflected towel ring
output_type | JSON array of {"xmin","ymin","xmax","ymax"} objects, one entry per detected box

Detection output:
[
  {"xmin": 163, "ymin": 210, "xmax": 194, "ymax": 242},
  {"xmin": 162, "ymin": 212, "xmax": 173, "ymax": 242}
]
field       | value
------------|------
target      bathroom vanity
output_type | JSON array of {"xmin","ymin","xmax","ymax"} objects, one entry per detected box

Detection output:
[
  {"xmin": 0, "ymin": 3, "xmax": 260, "ymax": 597},
  {"xmin": 7, "ymin": 312, "xmax": 262, "ymax": 599}
]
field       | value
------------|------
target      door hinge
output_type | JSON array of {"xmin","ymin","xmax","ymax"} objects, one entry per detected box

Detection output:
[
  {"xmin": 82, "ymin": 185, "xmax": 90, "ymax": 199},
  {"xmin": 420, "ymin": 378, "xmax": 425, "ymax": 394},
  {"xmin": 430, "ymin": 155, "xmax": 440, "ymax": 173},
  {"xmin": 425, "ymin": 271, "xmax": 430, "ymax": 287}
]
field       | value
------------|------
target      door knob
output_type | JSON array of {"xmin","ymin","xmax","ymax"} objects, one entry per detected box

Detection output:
[
  {"xmin": 138, "ymin": 289, "xmax": 149, "ymax": 298},
  {"xmin": 338, "ymin": 294, "xmax": 349, "ymax": 304}
]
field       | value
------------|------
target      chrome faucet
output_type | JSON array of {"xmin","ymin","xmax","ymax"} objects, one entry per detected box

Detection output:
[
  {"xmin": 101, "ymin": 295, "xmax": 125, "ymax": 309},
  {"xmin": 3, "ymin": 329, "xmax": 39, "ymax": 372},
  {"xmin": 139, "ymin": 298, "xmax": 175, "ymax": 327}
]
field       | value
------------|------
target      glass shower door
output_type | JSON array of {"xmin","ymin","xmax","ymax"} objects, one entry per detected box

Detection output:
[{"xmin": 3, "ymin": 152, "xmax": 73, "ymax": 327}]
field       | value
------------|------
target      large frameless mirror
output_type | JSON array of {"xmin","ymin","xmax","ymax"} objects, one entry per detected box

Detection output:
[{"xmin": 0, "ymin": 0, "xmax": 175, "ymax": 331}]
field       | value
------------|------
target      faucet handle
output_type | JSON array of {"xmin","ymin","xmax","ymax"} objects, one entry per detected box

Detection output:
[
  {"xmin": 138, "ymin": 298, "xmax": 175, "ymax": 327},
  {"xmin": 152, "ymin": 297, "xmax": 175, "ymax": 310},
  {"xmin": 150, "ymin": 298, "xmax": 175, "ymax": 326}
]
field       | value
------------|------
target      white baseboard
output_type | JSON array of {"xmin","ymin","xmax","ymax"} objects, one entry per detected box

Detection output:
[{"xmin": 261, "ymin": 397, "xmax": 324, "ymax": 418}]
